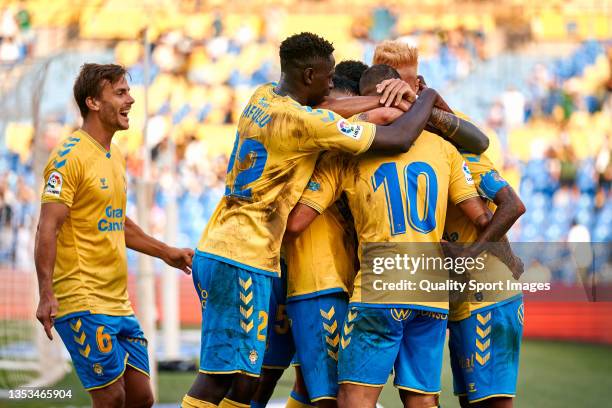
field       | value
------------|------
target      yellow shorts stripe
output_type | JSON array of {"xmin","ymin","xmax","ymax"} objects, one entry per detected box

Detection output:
[
  {"xmin": 198, "ymin": 369, "xmax": 260, "ymax": 378},
  {"xmin": 394, "ymin": 384, "xmax": 440, "ymax": 395},
  {"xmin": 470, "ymin": 393, "xmax": 515, "ymax": 403},
  {"xmin": 126, "ymin": 362, "xmax": 150, "ymax": 378},
  {"xmin": 338, "ymin": 380, "xmax": 385, "ymax": 388},
  {"xmin": 310, "ymin": 396, "xmax": 337, "ymax": 402}
]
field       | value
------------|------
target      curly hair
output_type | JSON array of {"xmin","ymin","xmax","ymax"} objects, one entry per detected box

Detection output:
[
  {"xmin": 279, "ymin": 32, "xmax": 334, "ymax": 71},
  {"xmin": 73, "ymin": 63, "xmax": 127, "ymax": 119},
  {"xmin": 332, "ymin": 74, "xmax": 359, "ymax": 96},
  {"xmin": 334, "ymin": 60, "xmax": 369, "ymax": 84}
]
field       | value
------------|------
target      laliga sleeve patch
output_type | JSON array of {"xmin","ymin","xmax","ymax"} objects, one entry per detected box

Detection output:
[
  {"xmin": 44, "ymin": 171, "xmax": 63, "ymax": 197},
  {"xmin": 477, "ymin": 170, "xmax": 508, "ymax": 200},
  {"xmin": 462, "ymin": 162, "xmax": 474, "ymax": 185},
  {"xmin": 336, "ymin": 119, "xmax": 363, "ymax": 140}
]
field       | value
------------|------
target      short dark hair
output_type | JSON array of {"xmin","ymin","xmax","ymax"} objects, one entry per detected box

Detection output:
[
  {"xmin": 332, "ymin": 74, "xmax": 359, "ymax": 96},
  {"xmin": 335, "ymin": 60, "xmax": 369, "ymax": 84},
  {"xmin": 73, "ymin": 63, "xmax": 127, "ymax": 119},
  {"xmin": 279, "ymin": 32, "xmax": 334, "ymax": 72},
  {"xmin": 359, "ymin": 64, "xmax": 400, "ymax": 96}
]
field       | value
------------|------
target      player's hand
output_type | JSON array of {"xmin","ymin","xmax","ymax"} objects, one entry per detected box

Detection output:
[
  {"xmin": 36, "ymin": 291, "xmax": 58, "ymax": 340},
  {"xmin": 376, "ymin": 79, "xmax": 417, "ymax": 107},
  {"xmin": 417, "ymin": 75, "xmax": 427, "ymax": 93},
  {"xmin": 163, "ymin": 247, "xmax": 194, "ymax": 275}
]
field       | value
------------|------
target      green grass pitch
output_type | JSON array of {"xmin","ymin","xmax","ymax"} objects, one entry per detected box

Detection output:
[{"xmin": 2, "ymin": 339, "xmax": 611, "ymax": 407}]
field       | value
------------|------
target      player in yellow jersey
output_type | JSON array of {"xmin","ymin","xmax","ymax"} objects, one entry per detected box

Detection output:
[
  {"xmin": 251, "ymin": 68, "xmax": 368, "ymax": 408},
  {"xmin": 444, "ymin": 153, "xmax": 525, "ymax": 408},
  {"xmin": 252, "ymin": 60, "xmax": 494, "ymax": 408},
  {"xmin": 34, "ymin": 64, "xmax": 194, "ymax": 407},
  {"xmin": 181, "ymin": 31, "xmax": 488, "ymax": 408},
  {"xmin": 284, "ymin": 66, "xmax": 520, "ymax": 408},
  {"xmin": 372, "ymin": 40, "xmax": 527, "ymax": 407}
]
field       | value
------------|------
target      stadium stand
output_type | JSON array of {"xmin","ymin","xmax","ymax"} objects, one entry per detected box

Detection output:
[{"xmin": 0, "ymin": 0, "xmax": 610, "ymax": 357}]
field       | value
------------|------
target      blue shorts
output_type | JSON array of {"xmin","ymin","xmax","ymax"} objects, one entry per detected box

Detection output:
[
  {"xmin": 449, "ymin": 296, "xmax": 524, "ymax": 403},
  {"xmin": 55, "ymin": 313, "xmax": 149, "ymax": 391},
  {"xmin": 262, "ymin": 261, "xmax": 295, "ymax": 369},
  {"xmin": 338, "ymin": 305, "xmax": 447, "ymax": 393},
  {"xmin": 193, "ymin": 252, "xmax": 273, "ymax": 377},
  {"xmin": 286, "ymin": 291, "xmax": 349, "ymax": 401}
]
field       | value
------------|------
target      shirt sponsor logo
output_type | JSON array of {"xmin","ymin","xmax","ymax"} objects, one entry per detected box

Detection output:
[
  {"xmin": 44, "ymin": 171, "xmax": 63, "ymax": 197},
  {"xmin": 462, "ymin": 162, "xmax": 474, "ymax": 185},
  {"xmin": 337, "ymin": 119, "xmax": 363, "ymax": 140},
  {"xmin": 97, "ymin": 206, "xmax": 125, "ymax": 232}
]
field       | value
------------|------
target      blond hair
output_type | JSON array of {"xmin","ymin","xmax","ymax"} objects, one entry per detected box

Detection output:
[{"xmin": 373, "ymin": 40, "xmax": 419, "ymax": 69}]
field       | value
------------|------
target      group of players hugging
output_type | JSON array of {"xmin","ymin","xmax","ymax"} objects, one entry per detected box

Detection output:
[{"xmin": 35, "ymin": 32, "xmax": 525, "ymax": 408}]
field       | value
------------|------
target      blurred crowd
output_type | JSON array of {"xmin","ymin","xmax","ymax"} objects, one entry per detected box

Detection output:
[
  {"xmin": 0, "ymin": 2, "xmax": 611, "ymax": 274},
  {"xmin": 0, "ymin": 2, "xmax": 33, "ymax": 65}
]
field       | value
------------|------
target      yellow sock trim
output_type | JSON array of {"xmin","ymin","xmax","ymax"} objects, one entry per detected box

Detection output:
[
  {"xmin": 182, "ymin": 394, "xmax": 217, "ymax": 408},
  {"xmin": 286, "ymin": 394, "xmax": 314, "ymax": 408},
  {"xmin": 219, "ymin": 398, "xmax": 250, "ymax": 408}
]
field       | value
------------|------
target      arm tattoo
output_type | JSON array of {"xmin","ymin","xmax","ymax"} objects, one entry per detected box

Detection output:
[
  {"xmin": 428, "ymin": 107, "xmax": 460, "ymax": 139},
  {"xmin": 427, "ymin": 107, "xmax": 489, "ymax": 153},
  {"xmin": 487, "ymin": 237, "xmax": 520, "ymax": 275},
  {"xmin": 357, "ymin": 112, "xmax": 369, "ymax": 122}
]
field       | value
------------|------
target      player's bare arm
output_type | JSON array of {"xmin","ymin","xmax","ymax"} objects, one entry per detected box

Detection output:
[
  {"xmin": 428, "ymin": 108, "xmax": 489, "ymax": 154},
  {"xmin": 318, "ymin": 95, "xmax": 412, "ymax": 118},
  {"xmin": 34, "ymin": 202, "xmax": 69, "ymax": 340},
  {"xmin": 124, "ymin": 217, "xmax": 194, "ymax": 274},
  {"xmin": 369, "ymin": 87, "xmax": 438, "ymax": 152},
  {"xmin": 377, "ymin": 78, "xmax": 489, "ymax": 153},
  {"xmin": 284, "ymin": 203, "xmax": 320, "ymax": 241},
  {"xmin": 454, "ymin": 192, "xmax": 525, "ymax": 275},
  {"xmin": 471, "ymin": 186, "xmax": 526, "ymax": 278},
  {"xmin": 357, "ymin": 107, "xmax": 403, "ymax": 125}
]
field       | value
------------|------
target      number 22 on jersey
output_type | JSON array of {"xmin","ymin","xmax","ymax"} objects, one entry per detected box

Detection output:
[{"xmin": 225, "ymin": 132, "xmax": 268, "ymax": 199}]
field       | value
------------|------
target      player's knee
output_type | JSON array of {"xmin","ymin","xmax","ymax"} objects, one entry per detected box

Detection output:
[
  {"xmin": 252, "ymin": 368, "xmax": 285, "ymax": 404},
  {"xmin": 129, "ymin": 390, "xmax": 154, "ymax": 408},
  {"xmin": 92, "ymin": 384, "xmax": 125, "ymax": 408},
  {"xmin": 261, "ymin": 367, "xmax": 284, "ymax": 385},
  {"xmin": 336, "ymin": 386, "xmax": 353, "ymax": 408},
  {"xmin": 226, "ymin": 374, "xmax": 259, "ymax": 404}
]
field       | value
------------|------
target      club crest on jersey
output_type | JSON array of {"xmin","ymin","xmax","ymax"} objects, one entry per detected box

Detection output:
[
  {"xmin": 44, "ymin": 171, "xmax": 63, "ymax": 197},
  {"xmin": 248, "ymin": 349, "xmax": 258, "ymax": 365},
  {"xmin": 337, "ymin": 119, "xmax": 363, "ymax": 140},
  {"xmin": 100, "ymin": 178, "xmax": 108, "ymax": 190},
  {"xmin": 462, "ymin": 162, "xmax": 474, "ymax": 185},
  {"xmin": 93, "ymin": 363, "xmax": 103, "ymax": 376}
]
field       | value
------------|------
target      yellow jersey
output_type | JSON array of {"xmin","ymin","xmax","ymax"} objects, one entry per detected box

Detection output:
[
  {"xmin": 299, "ymin": 131, "xmax": 479, "ymax": 311},
  {"xmin": 197, "ymin": 83, "xmax": 376, "ymax": 276},
  {"xmin": 41, "ymin": 129, "xmax": 131, "ymax": 318},
  {"xmin": 284, "ymin": 196, "xmax": 357, "ymax": 300},
  {"xmin": 444, "ymin": 153, "xmax": 522, "ymax": 321}
]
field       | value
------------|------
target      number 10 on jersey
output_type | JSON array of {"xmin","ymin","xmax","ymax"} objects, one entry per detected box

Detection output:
[{"xmin": 371, "ymin": 161, "xmax": 438, "ymax": 235}]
